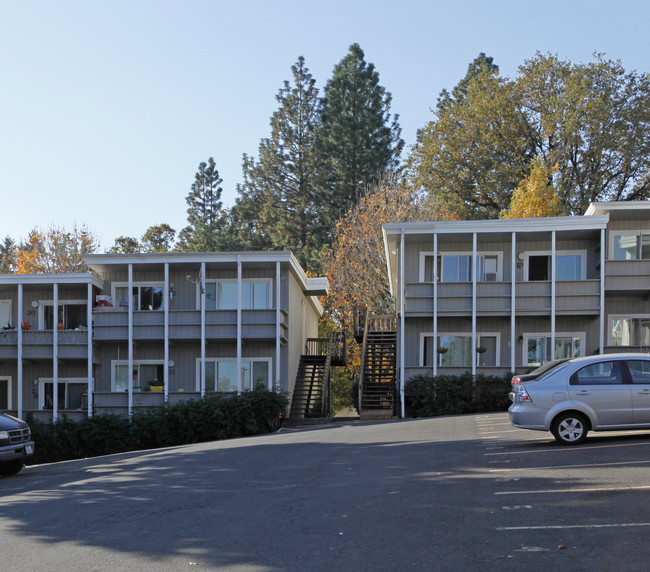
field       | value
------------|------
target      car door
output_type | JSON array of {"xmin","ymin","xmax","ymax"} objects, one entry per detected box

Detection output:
[
  {"xmin": 568, "ymin": 360, "xmax": 633, "ymax": 427},
  {"xmin": 625, "ymin": 359, "xmax": 650, "ymax": 424}
]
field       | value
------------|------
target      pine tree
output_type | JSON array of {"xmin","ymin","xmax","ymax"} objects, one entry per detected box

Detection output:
[
  {"xmin": 314, "ymin": 43, "xmax": 404, "ymax": 239},
  {"xmin": 231, "ymin": 57, "xmax": 321, "ymax": 267},
  {"xmin": 181, "ymin": 158, "xmax": 224, "ymax": 252}
]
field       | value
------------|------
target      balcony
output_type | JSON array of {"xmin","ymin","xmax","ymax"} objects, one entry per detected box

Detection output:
[
  {"xmin": 92, "ymin": 308, "xmax": 289, "ymax": 341},
  {"xmin": 404, "ymin": 279, "xmax": 601, "ymax": 317},
  {"xmin": 605, "ymin": 260, "xmax": 650, "ymax": 293}
]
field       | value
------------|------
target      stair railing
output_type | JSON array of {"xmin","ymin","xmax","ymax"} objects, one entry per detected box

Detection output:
[{"xmin": 358, "ymin": 310, "xmax": 370, "ymax": 411}]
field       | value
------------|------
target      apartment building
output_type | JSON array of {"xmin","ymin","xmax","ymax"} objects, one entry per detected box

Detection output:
[
  {"xmin": 383, "ymin": 202, "xmax": 650, "ymax": 414},
  {"xmin": 0, "ymin": 252, "xmax": 326, "ymax": 421}
]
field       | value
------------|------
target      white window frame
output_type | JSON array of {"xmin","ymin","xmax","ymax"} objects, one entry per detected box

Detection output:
[
  {"xmin": 609, "ymin": 231, "xmax": 650, "ymax": 261},
  {"xmin": 38, "ymin": 299, "xmax": 88, "ymax": 330},
  {"xmin": 111, "ymin": 360, "xmax": 165, "ymax": 391},
  {"xmin": 418, "ymin": 251, "xmax": 504, "ymax": 283},
  {"xmin": 608, "ymin": 314, "xmax": 650, "ymax": 347},
  {"xmin": 38, "ymin": 378, "xmax": 89, "ymax": 410},
  {"xmin": 0, "ymin": 299, "xmax": 12, "ymax": 329},
  {"xmin": 195, "ymin": 357, "xmax": 272, "ymax": 392},
  {"xmin": 522, "ymin": 332, "xmax": 586, "ymax": 366},
  {"xmin": 112, "ymin": 282, "xmax": 165, "ymax": 311},
  {"xmin": 522, "ymin": 250, "xmax": 587, "ymax": 281},
  {"xmin": 198, "ymin": 279, "xmax": 273, "ymax": 310},
  {"xmin": 0, "ymin": 376, "xmax": 12, "ymax": 410},
  {"xmin": 419, "ymin": 332, "xmax": 501, "ymax": 367}
]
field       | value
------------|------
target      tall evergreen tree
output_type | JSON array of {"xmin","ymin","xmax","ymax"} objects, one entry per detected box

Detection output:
[
  {"xmin": 0, "ymin": 236, "xmax": 16, "ymax": 273},
  {"xmin": 314, "ymin": 43, "xmax": 404, "ymax": 237},
  {"xmin": 436, "ymin": 52, "xmax": 499, "ymax": 113},
  {"xmin": 231, "ymin": 56, "xmax": 322, "ymax": 268},
  {"xmin": 180, "ymin": 157, "xmax": 224, "ymax": 252}
]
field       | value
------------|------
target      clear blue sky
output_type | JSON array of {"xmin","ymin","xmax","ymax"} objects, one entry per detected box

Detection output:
[{"xmin": 1, "ymin": 0, "xmax": 648, "ymax": 250}]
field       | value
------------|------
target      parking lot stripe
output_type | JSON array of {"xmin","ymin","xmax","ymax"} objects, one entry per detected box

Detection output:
[
  {"xmin": 489, "ymin": 459, "xmax": 650, "ymax": 472},
  {"xmin": 495, "ymin": 485, "xmax": 650, "ymax": 495},
  {"xmin": 497, "ymin": 522, "xmax": 650, "ymax": 531},
  {"xmin": 485, "ymin": 440, "xmax": 650, "ymax": 456}
]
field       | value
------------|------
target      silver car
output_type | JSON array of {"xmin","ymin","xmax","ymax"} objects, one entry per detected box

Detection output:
[{"xmin": 509, "ymin": 353, "xmax": 650, "ymax": 445}]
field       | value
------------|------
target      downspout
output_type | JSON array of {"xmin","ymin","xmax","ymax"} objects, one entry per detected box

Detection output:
[{"xmin": 275, "ymin": 262, "xmax": 281, "ymax": 388}]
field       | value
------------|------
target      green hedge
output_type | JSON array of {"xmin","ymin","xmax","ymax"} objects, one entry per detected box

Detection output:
[
  {"xmin": 405, "ymin": 372, "xmax": 512, "ymax": 418},
  {"xmin": 27, "ymin": 388, "xmax": 288, "ymax": 465}
]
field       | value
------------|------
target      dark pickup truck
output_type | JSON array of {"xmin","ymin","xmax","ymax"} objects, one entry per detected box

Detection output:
[{"xmin": 0, "ymin": 412, "xmax": 34, "ymax": 476}]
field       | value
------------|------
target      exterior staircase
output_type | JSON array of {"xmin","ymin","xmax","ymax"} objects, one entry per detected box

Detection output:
[
  {"xmin": 357, "ymin": 309, "xmax": 397, "ymax": 420},
  {"xmin": 289, "ymin": 333, "xmax": 346, "ymax": 420}
]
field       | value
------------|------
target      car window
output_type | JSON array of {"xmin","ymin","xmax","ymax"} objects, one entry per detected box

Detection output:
[
  {"xmin": 627, "ymin": 360, "xmax": 650, "ymax": 384},
  {"xmin": 572, "ymin": 361, "xmax": 623, "ymax": 385}
]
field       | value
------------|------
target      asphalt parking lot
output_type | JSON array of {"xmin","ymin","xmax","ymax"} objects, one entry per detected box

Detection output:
[
  {"xmin": 476, "ymin": 412, "xmax": 650, "ymax": 569},
  {"xmin": 1, "ymin": 413, "xmax": 650, "ymax": 571}
]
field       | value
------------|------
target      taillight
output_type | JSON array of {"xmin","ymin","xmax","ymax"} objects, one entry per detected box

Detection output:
[
  {"xmin": 514, "ymin": 385, "xmax": 532, "ymax": 403},
  {"xmin": 511, "ymin": 376, "xmax": 523, "ymax": 385}
]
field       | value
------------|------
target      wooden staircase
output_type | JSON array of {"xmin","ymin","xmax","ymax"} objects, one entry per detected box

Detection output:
[{"xmin": 358, "ymin": 311, "xmax": 397, "ymax": 420}]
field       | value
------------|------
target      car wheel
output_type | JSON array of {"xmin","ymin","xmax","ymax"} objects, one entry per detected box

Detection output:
[
  {"xmin": 551, "ymin": 412, "xmax": 588, "ymax": 445},
  {"xmin": 0, "ymin": 460, "xmax": 24, "ymax": 477}
]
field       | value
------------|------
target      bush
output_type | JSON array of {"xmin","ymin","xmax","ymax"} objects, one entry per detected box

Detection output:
[
  {"xmin": 405, "ymin": 372, "xmax": 512, "ymax": 418},
  {"xmin": 27, "ymin": 388, "xmax": 288, "ymax": 465}
]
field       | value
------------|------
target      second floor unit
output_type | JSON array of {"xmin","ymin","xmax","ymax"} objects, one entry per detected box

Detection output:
[{"xmin": 383, "ymin": 202, "xmax": 650, "ymax": 379}]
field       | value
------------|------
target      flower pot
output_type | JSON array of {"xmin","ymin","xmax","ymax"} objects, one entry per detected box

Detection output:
[{"xmin": 150, "ymin": 386, "xmax": 163, "ymax": 392}]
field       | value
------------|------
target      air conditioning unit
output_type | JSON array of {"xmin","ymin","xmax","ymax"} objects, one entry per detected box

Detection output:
[{"xmin": 484, "ymin": 272, "xmax": 497, "ymax": 282}]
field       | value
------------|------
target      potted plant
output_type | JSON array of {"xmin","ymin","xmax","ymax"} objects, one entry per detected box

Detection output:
[{"xmin": 147, "ymin": 379, "xmax": 164, "ymax": 392}]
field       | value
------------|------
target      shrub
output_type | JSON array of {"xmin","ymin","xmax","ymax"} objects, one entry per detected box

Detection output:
[
  {"xmin": 405, "ymin": 372, "xmax": 512, "ymax": 418},
  {"xmin": 27, "ymin": 388, "xmax": 288, "ymax": 465}
]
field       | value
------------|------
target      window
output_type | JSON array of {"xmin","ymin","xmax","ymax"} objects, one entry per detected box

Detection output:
[
  {"xmin": 422, "ymin": 333, "xmax": 499, "ymax": 367},
  {"xmin": 524, "ymin": 251, "xmax": 586, "ymax": 281},
  {"xmin": 0, "ymin": 300, "xmax": 11, "ymax": 329},
  {"xmin": 197, "ymin": 358, "xmax": 271, "ymax": 392},
  {"xmin": 0, "ymin": 377, "xmax": 11, "ymax": 410},
  {"xmin": 113, "ymin": 284, "xmax": 164, "ymax": 311},
  {"xmin": 572, "ymin": 361, "xmax": 623, "ymax": 385},
  {"xmin": 524, "ymin": 333, "xmax": 584, "ymax": 366},
  {"xmin": 112, "ymin": 361, "xmax": 164, "ymax": 391},
  {"xmin": 40, "ymin": 301, "xmax": 87, "ymax": 330},
  {"xmin": 610, "ymin": 316, "xmax": 650, "ymax": 347},
  {"xmin": 611, "ymin": 233, "xmax": 650, "ymax": 260},
  {"xmin": 203, "ymin": 280, "xmax": 271, "ymax": 310},
  {"xmin": 38, "ymin": 378, "xmax": 88, "ymax": 410},
  {"xmin": 419, "ymin": 252, "xmax": 502, "ymax": 282},
  {"xmin": 627, "ymin": 360, "xmax": 650, "ymax": 384}
]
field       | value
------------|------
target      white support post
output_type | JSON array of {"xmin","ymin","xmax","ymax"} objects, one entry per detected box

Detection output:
[
  {"xmin": 400, "ymin": 231, "xmax": 405, "ymax": 418},
  {"xmin": 17, "ymin": 284, "xmax": 23, "ymax": 418},
  {"xmin": 200, "ymin": 262, "xmax": 206, "ymax": 397},
  {"xmin": 551, "ymin": 231, "xmax": 556, "ymax": 358},
  {"xmin": 87, "ymin": 282, "xmax": 93, "ymax": 418},
  {"xmin": 600, "ymin": 228, "xmax": 605, "ymax": 353},
  {"xmin": 53, "ymin": 283, "xmax": 59, "ymax": 422},
  {"xmin": 164, "ymin": 263, "xmax": 169, "ymax": 402},
  {"xmin": 472, "ymin": 233, "xmax": 477, "ymax": 377},
  {"xmin": 275, "ymin": 261, "xmax": 281, "ymax": 388},
  {"xmin": 128, "ymin": 264, "xmax": 133, "ymax": 418},
  {"xmin": 433, "ymin": 233, "xmax": 438, "ymax": 378},
  {"xmin": 511, "ymin": 232, "xmax": 516, "ymax": 373},
  {"xmin": 237, "ymin": 256, "xmax": 242, "ymax": 393}
]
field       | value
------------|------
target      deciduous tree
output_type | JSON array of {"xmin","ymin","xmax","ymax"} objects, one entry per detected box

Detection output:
[{"xmin": 14, "ymin": 225, "xmax": 98, "ymax": 274}]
